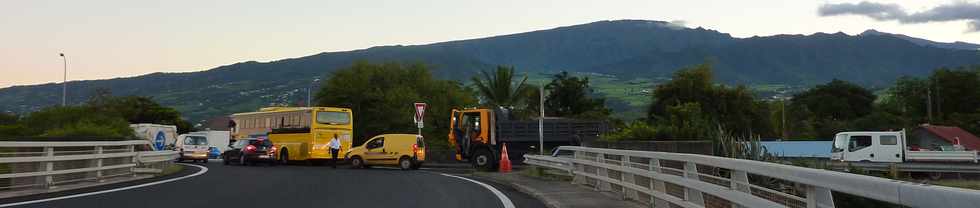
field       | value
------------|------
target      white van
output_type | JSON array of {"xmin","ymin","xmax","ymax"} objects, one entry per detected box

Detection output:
[{"xmin": 176, "ymin": 134, "xmax": 210, "ymax": 163}]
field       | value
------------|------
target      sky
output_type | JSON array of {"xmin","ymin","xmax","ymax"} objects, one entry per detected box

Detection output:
[{"xmin": 2, "ymin": 0, "xmax": 978, "ymax": 88}]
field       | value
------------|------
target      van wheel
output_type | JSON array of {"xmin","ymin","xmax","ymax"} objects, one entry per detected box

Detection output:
[
  {"xmin": 350, "ymin": 156, "xmax": 365, "ymax": 169},
  {"xmin": 279, "ymin": 149, "xmax": 289, "ymax": 165},
  {"xmin": 472, "ymin": 149, "xmax": 494, "ymax": 171},
  {"xmin": 399, "ymin": 156, "xmax": 412, "ymax": 170}
]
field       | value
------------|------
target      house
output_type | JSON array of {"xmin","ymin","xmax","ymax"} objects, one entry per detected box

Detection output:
[{"xmin": 910, "ymin": 124, "xmax": 980, "ymax": 151}]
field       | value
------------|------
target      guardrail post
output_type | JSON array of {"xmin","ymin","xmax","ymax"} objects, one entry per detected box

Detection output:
[
  {"xmin": 595, "ymin": 153, "xmax": 610, "ymax": 191},
  {"xmin": 650, "ymin": 158, "xmax": 669, "ymax": 208},
  {"xmin": 571, "ymin": 150, "xmax": 583, "ymax": 185},
  {"xmin": 622, "ymin": 155, "xmax": 636, "ymax": 200},
  {"xmin": 129, "ymin": 144, "xmax": 138, "ymax": 177},
  {"xmin": 43, "ymin": 146, "xmax": 54, "ymax": 189},
  {"xmin": 95, "ymin": 146, "xmax": 104, "ymax": 182},
  {"xmin": 806, "ymin": 185, "xmax": 834, "ymax": 208},
  {"xmin": 683, "ymin": 162, "xmax": 705, "ymax": 206},
  {"xmin": 730, "ymin": 170, "xmax": 750, "ymax": 208}
]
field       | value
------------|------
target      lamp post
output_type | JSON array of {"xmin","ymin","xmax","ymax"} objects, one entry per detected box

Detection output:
[
  {"xmin": 59, "ymin": 53, "xmax": 68, "ymax": 106},
  {"xmin": 308, "ymin": 78, "xmax": 320, "ymax": 107},
  {"xmin": 539, "ymin": 85, "xmax": 545, "ymax": 155}
]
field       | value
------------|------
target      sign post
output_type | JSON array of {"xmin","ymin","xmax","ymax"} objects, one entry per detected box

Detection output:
[{"xmin": 414, "ymin": 103, "xmax": 426, "ymax": 136}]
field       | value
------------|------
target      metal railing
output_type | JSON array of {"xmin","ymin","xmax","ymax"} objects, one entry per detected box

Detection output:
[
  {"xmin": 525, "ymin": 146, "xmax": 980, "ymax": 208},
  {"xmin": 0, "ymin": 140, "xmax": 178, "ymax": 191}
]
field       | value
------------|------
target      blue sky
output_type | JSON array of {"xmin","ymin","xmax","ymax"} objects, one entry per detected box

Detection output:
[{"xmin": 1, "ymin": 0, "xmax": 976, "ymax": 88}]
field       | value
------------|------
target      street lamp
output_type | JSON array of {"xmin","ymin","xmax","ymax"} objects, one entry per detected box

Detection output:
[
  {"xmin": 59, "ymin": 53, "xmax": 68, "ymax": 106},
  {"xmin": 307, "ymin": 78, "xmax": 320, "ymax": 107}
]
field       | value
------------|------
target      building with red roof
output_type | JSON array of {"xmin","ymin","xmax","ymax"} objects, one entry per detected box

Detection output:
[{"xmin": 910, "ymin": 124, "xmax": 980, "ymax": 151}]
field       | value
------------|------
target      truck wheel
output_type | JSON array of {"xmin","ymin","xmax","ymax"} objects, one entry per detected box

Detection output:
[
  {"xmin": 472, "ymin": 149, "xmax": 494, "ymax": 171},
  {"xmin": 279, "ymin": 149, "xmax": 289, "ymax": 165},
  {"xmin": 399, "ymin": 156, "xmax": 412, "ymax": 170},
  {"xmin": 350, "ymin": 156, "xmax": 365, "ymax": 169}
]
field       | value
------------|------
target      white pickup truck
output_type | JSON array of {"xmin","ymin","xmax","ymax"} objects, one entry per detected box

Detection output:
[{"xmin": 830, "ymin": 130, "xmax": 978, "ymax": 163}]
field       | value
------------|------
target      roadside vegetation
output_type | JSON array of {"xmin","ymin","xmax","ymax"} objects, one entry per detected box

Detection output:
[{"xmin": 0, "ymin": 90, "xmax": 193, "ymax": 139}]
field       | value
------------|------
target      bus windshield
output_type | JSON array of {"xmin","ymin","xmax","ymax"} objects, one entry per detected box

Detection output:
[{"xmin": 316, "ymin": 111, "xmax": 351, "ymax": 125}]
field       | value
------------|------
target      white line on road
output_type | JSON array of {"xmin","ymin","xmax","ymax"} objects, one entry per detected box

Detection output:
[
  {"xmin": 439, "ymin": 173, "xmax": 516, "ymax": 208},
  {"xmin": 0, "ymin": 163, "xmax": 209, "ymax": 207}
]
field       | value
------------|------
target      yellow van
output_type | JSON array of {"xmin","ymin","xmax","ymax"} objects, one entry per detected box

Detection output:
[{"xmin": 346, "ymin": 134, "xmax": 426, "ymax": 170}]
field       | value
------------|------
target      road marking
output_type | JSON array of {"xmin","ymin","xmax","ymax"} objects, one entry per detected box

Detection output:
[
  {"xmin": 439, "ymin": 173, "xmax": 516, "ymax": 208},
  {"xmin": 0, "ymin": 163, "xmax": 208, "ymax": 207}
]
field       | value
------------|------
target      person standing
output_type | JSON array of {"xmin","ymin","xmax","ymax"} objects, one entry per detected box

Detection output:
[{"xmin": 328, "ymin": 134, "xmax": 341, "ymax": 168}]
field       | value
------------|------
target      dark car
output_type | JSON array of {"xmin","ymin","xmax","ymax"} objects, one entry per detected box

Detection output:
[{"xmin": 222, "ymin": 138, "xmax": 277, "ymax": 166}]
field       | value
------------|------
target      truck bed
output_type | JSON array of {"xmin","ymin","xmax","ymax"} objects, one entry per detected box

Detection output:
[
  {"xmin": 906, "ymin": 150, "xmax": 979, "ymax": 163},
  {"xmin": 494, "ymin": 119, "xmax": 608, "ymax": 142}
]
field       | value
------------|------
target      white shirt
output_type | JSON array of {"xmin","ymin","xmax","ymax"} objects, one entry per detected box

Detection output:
[{"xmin": 328, "ymin": 137, "xmax": 341, "ymax": 150}]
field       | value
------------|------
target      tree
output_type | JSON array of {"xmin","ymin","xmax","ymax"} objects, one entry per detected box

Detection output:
[
  {"xmin": 0, "ymin": 112, "xmax": 17, "ymax": 125},
  {"xmin": 471, "ymin": 66, "xmax": 529, "ymax": 108},
  {"xmin": 891, "ymin": 66, "xmax": 980, "ymax": 134},
  {"xmin": 789, "ymin": 79, "xmax": 876, "ymax": 138},
  {"xmin": 542, "ymin": 72, "xmax": 610, "ymax": 119},
  {"xmin": 316, "ymin": 61, "xmax": 477, "ymax": 146},
  {"xmin": 648, "ymin": 63, "xmax": 773, "ymax": 138}
]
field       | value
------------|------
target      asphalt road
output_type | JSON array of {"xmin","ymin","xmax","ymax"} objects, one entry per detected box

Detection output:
[{"xmin": 0, "ymin": 161, "xmax": 546, "ymax": 208}]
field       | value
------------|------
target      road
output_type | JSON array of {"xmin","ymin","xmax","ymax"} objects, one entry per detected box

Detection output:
[{"xmin": 0, "ymin": 161, "xmax": 546, "ymax": 208}]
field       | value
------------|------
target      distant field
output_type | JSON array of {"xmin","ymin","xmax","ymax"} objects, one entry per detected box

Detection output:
[{"xmin": 523, "ymin": 71, "xmax": 805, "ymax": 120}]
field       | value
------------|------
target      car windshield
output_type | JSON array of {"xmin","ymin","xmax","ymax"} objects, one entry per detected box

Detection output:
[
  {"xmin": 184, "ymin": 136, "xmax": 208, "ymax": 145},
  {"xmin": 316, "ymin": 111, "xmax": 350, "ymax": 125}
]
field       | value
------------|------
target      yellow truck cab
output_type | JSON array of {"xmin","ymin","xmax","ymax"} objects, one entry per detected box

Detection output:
[{"xmin": 346, "ymin": 134, "xmax": 425, "ymax": 170}]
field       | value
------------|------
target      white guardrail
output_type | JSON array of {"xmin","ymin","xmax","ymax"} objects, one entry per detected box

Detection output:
[
  {"xmin": 525, "ymin": 146, "xmax": 980, "ymax": 208},
  {"xmin": 0, "ymin": 140, "xmax": 178, "ymax": 191}
]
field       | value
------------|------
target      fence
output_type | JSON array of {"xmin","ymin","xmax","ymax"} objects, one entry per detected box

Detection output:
[
  {"xmin": 525, "ymin": 146, "xmax": 980, "ymax": 208},
  {"xmin": 0, "ymin": 140, "xmax": 178, "ymax": 191},
  {"xmin": 582, "ymin": 140, "xmax": 714, "ymax": 155}
]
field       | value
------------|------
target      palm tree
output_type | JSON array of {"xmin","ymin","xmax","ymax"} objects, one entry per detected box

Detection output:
[{"xmin": 471, "ymin": 66, "xmax": 528, "ymax": 107}]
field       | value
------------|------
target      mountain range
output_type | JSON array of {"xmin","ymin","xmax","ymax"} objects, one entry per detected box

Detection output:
[{"xmin": 2, "ymin": 20, "xmax": 979, "ymax": 124}]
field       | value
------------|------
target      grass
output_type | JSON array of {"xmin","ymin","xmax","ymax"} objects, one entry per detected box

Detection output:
[
  {"xmin": 924, "ymin": 179, "xmax": 980, "ymax": 190},
  {"xmin": 521, "ymin": 166, "xmax": 573, "ymax": 181},
  {"xmin": 155, "ymin": 164, "xmax": 185, "ymax": 177}
]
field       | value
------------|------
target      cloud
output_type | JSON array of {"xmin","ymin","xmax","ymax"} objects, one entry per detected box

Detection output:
[{"xmin": 819, "ymin": 1, "xmax": 980, "ymax": 32}]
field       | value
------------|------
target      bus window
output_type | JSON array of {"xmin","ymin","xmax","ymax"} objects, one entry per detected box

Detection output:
[{"xmin": 316, "ymin": 112, "xmax": 351, "ymax": 125}]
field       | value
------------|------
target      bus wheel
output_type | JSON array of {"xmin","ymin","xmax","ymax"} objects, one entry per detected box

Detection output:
[
  {"xmin": 928, "ymin": 172, "xmax": 943, "ymax": 180},
  {"xmin": 279, "ymin": 149, "xmax": 289, "ymax": 165},
  {"xmin": 351, "ymin": 156, "xmax": 365, "ymax": 169},
  {"xmin": 472, "ymin": 149, "xmax": 493, "ymax": 171},
  {"xmin": 399, "ymin": 156, "xmax": 412, "ymax": 170}
]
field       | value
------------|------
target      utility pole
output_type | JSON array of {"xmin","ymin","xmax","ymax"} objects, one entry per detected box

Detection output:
[
  {"xmin": 59, "ymin": 53, "xmax": 68, "ymax": 106},
  {"xmin": 539, "ymin": 85, "xmax": 545, "ymax": 155},
  {"xmin": 781, "ymin": 98, "xmax": 787, "ymax": 140},
  {"xmin": 308, "ymin": 78, "xmax": 320, "ymax": 107},
  {"xmin": 927, "ymin": 85, "xmax": 933, "ymax": 123}
]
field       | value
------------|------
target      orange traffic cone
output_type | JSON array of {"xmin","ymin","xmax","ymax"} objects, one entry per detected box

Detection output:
[{"xmin": 499, "ymin": 143, "xmax": 512, "ymax": 173}]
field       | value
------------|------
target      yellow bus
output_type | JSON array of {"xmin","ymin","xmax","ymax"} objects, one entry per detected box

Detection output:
[{"xmin": 230, "ymin": 107, "xmax": 353, "ymax": 163}]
